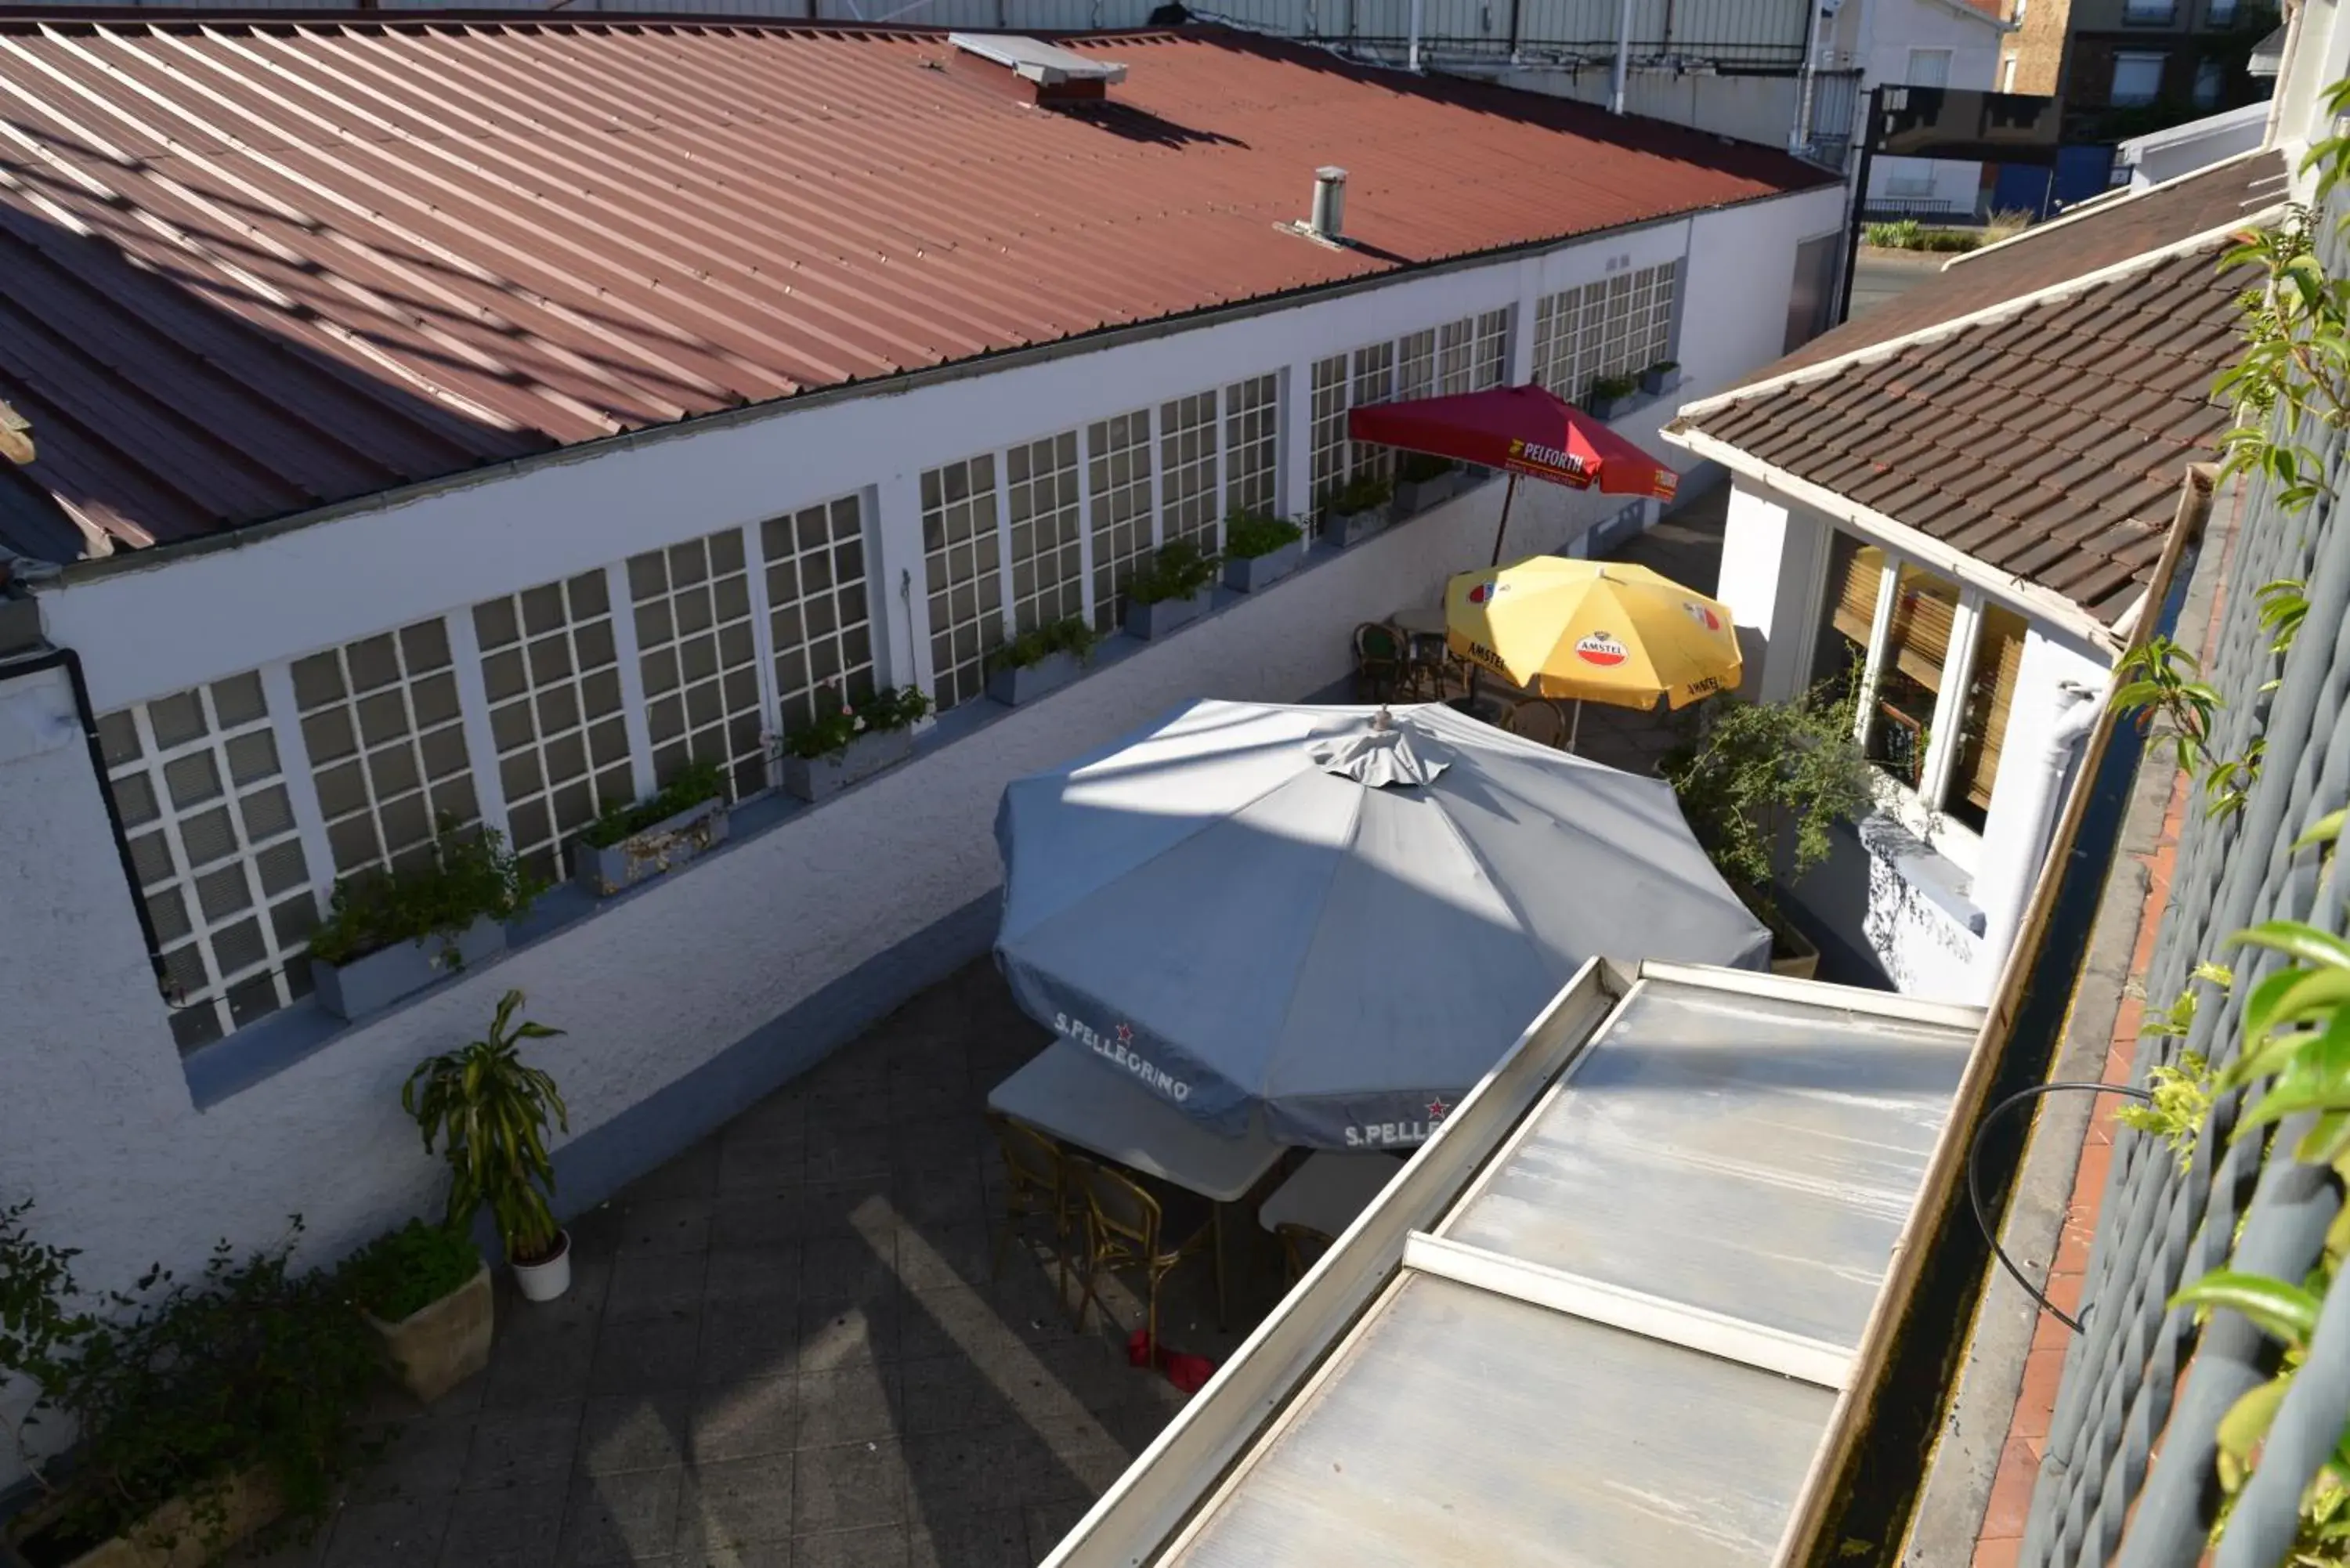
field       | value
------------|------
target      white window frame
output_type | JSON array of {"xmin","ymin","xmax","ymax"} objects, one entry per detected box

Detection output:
[
  {"xmin": 2111, "ymin": 50, "xmax": 2168, "ymax": 103},
  {"xmin": 1905, "ymin": 47, "xmax": 1953, "ymax": 86}
]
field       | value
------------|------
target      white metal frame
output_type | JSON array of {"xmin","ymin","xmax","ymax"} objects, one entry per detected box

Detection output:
[
  {"xmin": 762, "ymin": 490, "xmax": 879, "ymax": 735},
  {"xmin": 470, "ymin": 568, "xmax": 633, "ymax": 876},
  {"xmin": 287, "ymin": 616, "xmax": 476, "ymax": 880},
  {"xmin": 917, "ymin": 450, "xmax": 1006, "ymax": 713},
  {"xmin": 1086, "ymin": 406, "xmax": 1159, "ymax": 634},
  {"xmin": 1220, "ymin": 370, "xmax": 1282, "ymax": 519},
  {"xmin": 624, "ymin": 526, "xmax": 770, "ymax": 799},
  {"xmin": 1156, "ymin": 389, "xmax": 1222, "ymax": 554},
  {"xmin": 1004, "ymin": 428, "xmax": 1087, "ymax": 634}
]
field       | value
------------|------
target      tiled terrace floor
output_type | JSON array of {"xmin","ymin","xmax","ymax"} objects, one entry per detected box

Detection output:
[{"xmin": 252, "ymin": 499, "xmax": 1727, "ymax": 1568}]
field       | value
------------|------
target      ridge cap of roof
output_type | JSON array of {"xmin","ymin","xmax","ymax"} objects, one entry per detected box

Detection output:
[
  {"xmin": 1942, "ymin": 143, "xmax": 2283, "ymax": 271},
  {"xmin": 1674, "ymin": 204, "xmax": 2279, "ymax": 428}
]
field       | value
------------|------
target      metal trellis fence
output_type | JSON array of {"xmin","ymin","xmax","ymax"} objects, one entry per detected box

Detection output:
[{"xmin": 2021, "ymin": 182, "xmax": 2350, "ymax": 1568}]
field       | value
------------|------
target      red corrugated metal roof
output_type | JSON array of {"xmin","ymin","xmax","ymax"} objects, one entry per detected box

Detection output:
[{"xmin": 0, "ymin": 14, "xmax": 1830, "ymax": 558}]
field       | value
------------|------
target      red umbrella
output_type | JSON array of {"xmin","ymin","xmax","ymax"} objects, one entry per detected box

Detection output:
[{"xmin": 1348, "ymin": 385, "xmax": 1680, "ymax": 565}]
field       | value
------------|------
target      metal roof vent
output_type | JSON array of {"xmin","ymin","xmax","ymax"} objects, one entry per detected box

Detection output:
[
  {"xmin": 949, "ymin": 34, "xmax": 1127, "ymax": 103},
  {"xmin": 1280, "ymin": 166, "xmax": 1350, "ymax": 248}
]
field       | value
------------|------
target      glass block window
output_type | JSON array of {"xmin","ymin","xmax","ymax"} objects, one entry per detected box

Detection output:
[
  {"xmin": 1397, "ymin": 328, "xmax": 1437, "ymax": 402},
  {"xmin": 1159, "ymin": 391, "xmax": 1221, "ymax": 553},
  {"xmin": 1086, "ymin": 409, "xmax": 1155, "ymax": 634},
  {"xmin": 629, "ymin": 529, "xmax": 765, "ymax": 800},
  {"xmin": 1005, "ymin": 432, "xmax": 1085, "ymax": 634},
  {"xmin": 99, "ymin": 674, "xmax": 317, "ymax": 1053},
  {"xmin": 1440, "ymin": 316, "xmax": 1478, "ymax": 395},
  {"xmin": 1636, "ymin": 265, "xmax": 1677, "ymax": 371},
  {"xmin": 1224, "ymin": 372, "xmax": 1280, "ymax": 518},
  {"xmin": 474, "ymin": 570, "xmax": 631, "ymax": 883},
  {"xmin": 922, "ymin": 453, "xmax": 1004, "ymax": 711},
  {"xmin": 292, "ymin": 619, "xmax": 475, "ymax": 880},
  {"xmin": 765, "ymin": 493, "xmax": 874, "ymax": 738},
  {"xmin": 1473, "ymin": 307, "xmax": 1511, "ymax": 390},
  {"xmin": 1350, "ymin": 341, "xmax": 1396, "ymax": 483},
  {"xmin": 1535, "ymin": 273, "xmax": 1672, "ymax": 402},
  {"xmin": 1309, "ymin": 352, "xmax": 1350, "ymax": 520}
]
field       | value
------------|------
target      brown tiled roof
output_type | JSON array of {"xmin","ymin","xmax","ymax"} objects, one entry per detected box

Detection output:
[
  {"xmin": 1766, "ymin": 151, "xmax": 2286, "ymax": 377},
  {"xmin": 0, "ymin": 16, "xmax": 1831, "ymax": 561},
  {"xmin": 1681, "ymin": 240, "xmax": 2248, "ymax": 626}
]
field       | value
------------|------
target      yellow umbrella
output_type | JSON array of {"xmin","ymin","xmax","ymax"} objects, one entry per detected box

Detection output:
[{"xmin": 1444, "ymin": 556, "xmax": 1741, "ymax": 743}]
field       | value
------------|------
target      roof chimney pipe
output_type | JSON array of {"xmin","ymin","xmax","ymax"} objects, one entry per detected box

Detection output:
[{"xmin": 1310, "ymin": 167, "xmax": 1348, "ymax": 242}]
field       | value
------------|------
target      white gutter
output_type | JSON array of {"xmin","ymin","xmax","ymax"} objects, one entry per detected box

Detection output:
[
  {"xmin": 1662, "ymin": 423, "xmax": 2124, "ymax": 651},
  {"xmin": 1975, "ymin": 677, "xmax": 2106, "ymax": 959}
]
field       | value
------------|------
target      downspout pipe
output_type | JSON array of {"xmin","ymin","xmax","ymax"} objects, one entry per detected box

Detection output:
[
  {"xmin": 1791, "ymin": 0, "xmax": 1827, "ymax": 154},
  {"xmin": 1611, "ymin": 0, "xmax": 1633, "ymax": 112},
  {"xmin": 1976, "ymin": 677, "xmax": 2104, "ymax": 962},
  {"xmin": 0, "ymin": 638, "xmax": 172, "ymax": 1000}
]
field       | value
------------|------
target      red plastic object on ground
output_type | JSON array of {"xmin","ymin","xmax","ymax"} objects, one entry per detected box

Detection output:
[{"xmin": 1128, "ymin": 1326, "xmax": 1216, "ymax": 1393}]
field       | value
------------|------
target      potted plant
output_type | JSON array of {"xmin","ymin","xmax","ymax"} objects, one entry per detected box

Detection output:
[
  {"xmin": 1393, "ymin": 452, "xmax": 1459, "ymax": 517},
  {"xmin": 1123, "ymin": 540, "xmax": 1220, "ymax": 641},
  {"xmin": 1661, "ymin": 679, "xmax": 1876, "ymax": 980},
  {"xmin": 1318, "ymin": 472, "xmax": 1394, "ymax": 549},
  {"xmin": 1639, "ymin": 360, "xmax": 1680, "ymax": 396},
  {"xmin": 0, "ymin": 1207, "xmax": 381, "ymax": 1568},
  {"xmin": 306, "ymin": 821, "xmax": 540, "ymax": 1022},
  {"xmin": 772, "ymin": 684, "xmax": 933, "ymax": 804},
  {"xmin": 571, "ymin": 759, "xmax": 728, "ymax": 899},
  {"xmin": 403, "ymin": 990, "xmax": 572, "ymax": 1302},
  {"xmin": 985, "ymin": 616, "xmax": 1100, "ymax": 708},
  {"xmin": 341, "ymin": 1219, "xmax": 490, "ymax": 1406},
  {"xmin": 1222, "ymin": 509, "xmax": 1306, "ymax": 593},
  {"xmin": 1585, "ymin": 374, "xmax": 1640, "ymax": 421}
]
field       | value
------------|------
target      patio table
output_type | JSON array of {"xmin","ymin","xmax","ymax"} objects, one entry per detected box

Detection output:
[
  {"xmin": 1257, "ymin": 1151, "xmax": 1406, "ymax": 1239},
  {"xmin": 989, "ymin": 1040, "xmax": 1289, "ymax": 1328}
]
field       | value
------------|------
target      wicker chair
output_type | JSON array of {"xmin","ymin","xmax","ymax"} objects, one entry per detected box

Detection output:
[
  {"xmin": 1503, "ymin": 697, "xmax": 1570, "ymax": 749},
  {"xmin": 1353, "ymin": 622, "xmax": 1409, "ymax": 702},
  {"xmin": 1275, "ymin": 1221, "xmax": 1336, "ymax": 1286},
  {"xmin": 987, "ymin": 1112, "xmax": 1072, "ymax": 1307},
  {"xmin": 1068, "ymin": 1158, "xmax": 1224, "ymax": 1354}
]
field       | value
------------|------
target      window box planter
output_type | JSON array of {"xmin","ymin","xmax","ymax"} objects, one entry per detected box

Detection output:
[
  {"xmin": 571, "ymin": 796, "xmax": 728, "ymax": 899},
  {"xmin": 364, "ymin": 1261, "xmax": 493, "ymax": 1406},
  {"xmin": 312, "ymin": 916, "xmax": 504, "ymax": 1022},
  {"xmin": 1322, "ymin": 501, "xmax": 1390, "ymax": 550},
  {"xmin": 1394, "ymin": 470, "xmax": 1458, "ymax": 518},
  {"xmin": 778, "ymin": 726, "xmax": 914, "ymax": 804},
  {"xmin": 1640, "ymin": 365, "xmax": 1680, "ymax": 397},
  {"xmin": 1125, "ymin": 587, "xmax": 1214, "ymax": 641},
  {"xmin": 8, "ymin": 1467, "xmax": 283, "ymax": 1568},
  {"xmin": 1770, "ymin": 919, "xmax": 1821, "ymax": 981},
  {"xmin": 1224, "ymin": 539, "xmax": 1303, "ymax": 593},
  {"xmin": 1584, "ymin": 390, "xmax": 1633, "ymax": 421},
  {"xmin": 986, "ymin": 649, "xmax": 1084, "ymax": 707}
]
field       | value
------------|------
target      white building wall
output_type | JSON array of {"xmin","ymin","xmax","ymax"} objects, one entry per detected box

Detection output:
[
  {"xmin": 1711, "ymin": 475, "xmax": 2115, "ymax": 1005},
  {"xmin": 1842, "ymin": 0, "xmax": 2008, "ymax": 215},
  {"xmin": 0, "ymin": 186, "xmax": 1842, "ymax": 1480}
]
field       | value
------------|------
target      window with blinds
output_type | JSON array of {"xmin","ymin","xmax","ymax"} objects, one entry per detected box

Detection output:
[
  {"xmin": 1942, "ymin": 605, "xmax": 2026, "ymax": 832},
  {"xmin": 1866, "ymin": 563, "xmax": 1960, "ymax": 789}
]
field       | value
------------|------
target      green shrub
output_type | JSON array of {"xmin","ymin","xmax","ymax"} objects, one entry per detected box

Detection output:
[
  {"xmin": 306, "ymin": 821, "xmax": 539, "ymax": 969},
  {"xmin": 577, "ymin": 759, "xmax": 727, "ymax": 849},
  {"xmin": 1397, "ymin": 451, "xmax": 1456, "ymax": 484},
  {"xmin": 1588, "ymin": 374, "xmax": 1639, "ymax": 402},
  {"xmin": 778, "ymin": 685, "xmax": 934, "ymax": 761},
  {"xmin": 1864, "ymin": 218, "xmax": 1922, "ymax": 247},
  {"xmin": 1318, "ymin": 472, "xmax": 1394, "ymax": 517},
  {"xmin": 1224, "ymin": 509, "xmax": 1305, "ymax": 560},
  {"xmin": 341, "ymin": 1219, "xmax": 481, "ymax": 1322},
  {"xmin": 986, "ymin": 615, "xmax": 1100, "ymax": 674},
  {"xmin": 1128, "ymin": 540, "xmax": 1221, "ymax": 605}
]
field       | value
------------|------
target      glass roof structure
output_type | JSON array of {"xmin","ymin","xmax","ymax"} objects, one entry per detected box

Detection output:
[{"xmin": 1043, "ymin": 961, "xmax": 1986, "ymax": 1568}]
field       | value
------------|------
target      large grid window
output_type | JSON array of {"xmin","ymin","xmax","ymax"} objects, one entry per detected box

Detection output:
[
  {"xmin": 1535, "ymin": 269, "xmax": 1676, "ymax": 403},
  {"xmin": 1087, "ymin": 410, "xmax": 1155, "ymax": 633},
  {"xmin": 1473, "ymin": 307, "xmax": 1511, "ymax": 390},
  {"xmin": 1159, "ymin": 391, "xmax": 1221, "ymax": 552},
  {"xmin": 1224, "ymin": 373, "xmax": 1280, "ymax": 518},
  {"xmin": 923, "ymin": 453, "xmax": 1004, "ymax": 710},
  {"xmin": 474, "ymin": 571, "xmax": 631, "ymax": 883},
  {"xmin": 292, "ymin": 620, "xmax": 476, "ymax": 880},
  {"xmin": 99, "ymin": 674, "xmax": 318, "ymax": 1053},
  {"xmin": 765, "ymin": 493, "xmax": 874, "ymax": 737},
  {"xmin": 629, "ymin": 529, "xmax": 766, "ymax": 800},
  {"xmin": 1309, "ymin": 353, "xmax": 1350, "ymax": 518},
  {"xmin": 1006, "ymin": 432, "xmax": 1085, "ymax": 633},
  {"xmin": 1397, "ymin": 329, "xmax": 1438, "ymax": 402},
  {"xmin": 1350, "ymin": 342, "xmax": 1397, "ymax": 483}
]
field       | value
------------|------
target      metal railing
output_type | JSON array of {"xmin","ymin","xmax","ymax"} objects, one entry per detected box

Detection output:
[{"xmin": 2020, "ymin": 182, "xmax": 2350, "ymax": 1567}]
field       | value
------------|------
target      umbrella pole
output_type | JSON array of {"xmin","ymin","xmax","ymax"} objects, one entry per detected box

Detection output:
[
  {"xmin": 1488, "ymin": 471, "xmax": 1520, "ymax": 568},
  {"xmin": 1568, "ymin": 698, "xmax": 1583, "ymax": 753}
]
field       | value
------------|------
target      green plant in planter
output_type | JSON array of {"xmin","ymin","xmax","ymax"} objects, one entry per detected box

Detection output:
[
  {"xmin": 777, "ymin": 684, "xmax": 933, "ymax": 761},
  {"xmin": 1587, "ymin": 373, "xmax": 1640, "ymax": 403},
  {"xmin": 1661, "ymin": 677, "xmax": 1876, "ymax": 934},
  {"xmin": 1224, "ymin": 509, "xmax": 1304, "ymax": 559},
  {"xmin": 403, "ymin": 990, "xmax": 569, "ymax": 1267},
  {"xmin": 1129, "ymin": 540, "xmax": 1221, "ymax": 605},
  {"xmin": 577, "ymin": 759, "xmax": 727, "ymax": 851},
  {"xmin": 2, "ymin": 1211, "xmax": 383, "ymax": 1563},
  {"xmin": 1397, "ymin": 451, "xmax": 1456, "ymax": 484},
  {"xmin": 987, "ymin": 615, "xmax": 1101, "ymax": 674},
  {"xmin": 1318, "ymin": 472, "xmax": 1394, "ymax": 517},
  {"xmin": 339, "ymin": 1219, "xmax": 481, "ymax": 1323},
  {"xmin": 306, "ymin": 819, "xmax": 540, "ymax": 970}
]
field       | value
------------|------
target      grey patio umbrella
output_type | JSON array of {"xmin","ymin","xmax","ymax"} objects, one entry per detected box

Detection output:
[{"xmin": 992, "ymin": 699, "xmax": 1769, "ymax": 1150}]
